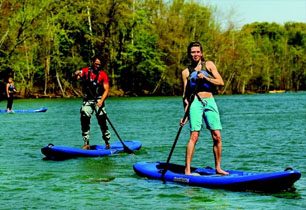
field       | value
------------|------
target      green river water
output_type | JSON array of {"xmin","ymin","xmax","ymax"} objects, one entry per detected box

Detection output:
[{"xmin": 0, "ymin": 92, "xmax": 305, "ymax": 210}]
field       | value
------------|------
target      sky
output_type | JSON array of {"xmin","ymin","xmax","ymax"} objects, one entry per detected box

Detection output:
[{"xmin": 204, "ymin": 0, "xmax": 306, "ymax": 28}]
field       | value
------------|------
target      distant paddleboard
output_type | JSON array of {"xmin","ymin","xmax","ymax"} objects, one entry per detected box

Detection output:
[
  {"xmin": 0, "ymin": 107, "xmax": 47, "ymax": 113},
  {"xmin": 133, "ymin": 162, "xmax": 301, "ymax": 192},
  {"xmin": 41, "ymin": 140, "xmax": 142, "ymax": 160}
]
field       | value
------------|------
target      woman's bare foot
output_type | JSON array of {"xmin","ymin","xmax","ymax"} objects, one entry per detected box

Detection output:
[
  {"xmin": 216, "ymin": 169, "xmax": 229, "ymax": 175},
  {"xmin": 185, "ymin": 168, "xmax": 191, "ymax": 175}
]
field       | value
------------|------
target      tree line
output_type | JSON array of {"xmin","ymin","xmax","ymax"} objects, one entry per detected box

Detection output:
[{"xmin": 0, "ymin": 0, "xmax": 305, "ymax": 99}]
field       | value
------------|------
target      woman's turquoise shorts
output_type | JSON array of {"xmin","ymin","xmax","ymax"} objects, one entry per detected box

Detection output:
[{"xmin": 189, "ymin": 97, "xmax": 222, "ymax": 131}]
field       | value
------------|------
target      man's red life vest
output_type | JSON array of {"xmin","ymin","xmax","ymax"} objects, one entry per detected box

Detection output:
[{"xmin": 80, "ymin": 67, "xmax": 109, "ymax": 100}]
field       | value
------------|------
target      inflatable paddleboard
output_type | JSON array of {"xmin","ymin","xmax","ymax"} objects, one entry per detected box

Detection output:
[
  {"xmin": 0, "ymin": 107, "xmax": 47, "ymax": 113},
  {"xmin": 133, "ymin": 162, "xmax": 301, "ymax": 192},
  {"xmin": 42, "ymin": 140, "xmax": 142, "ymax": 160}
]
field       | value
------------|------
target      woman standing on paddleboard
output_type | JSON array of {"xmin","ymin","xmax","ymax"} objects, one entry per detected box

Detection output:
[
  {"xmin": 6, "ymin": 77, "xmax": 17, "ymax": 112},
  {"xmin": 181, "ymin": 41, "xmax": 228, "ymax": 175}
]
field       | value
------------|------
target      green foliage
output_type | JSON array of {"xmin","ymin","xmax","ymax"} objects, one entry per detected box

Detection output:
[
  {"xmin": 119, "ymin": 9, "xmax": 166, "ymax": 94},
  {"xmin": 0, "ymin": 0, "xmax": 305, "ymax": 98}
]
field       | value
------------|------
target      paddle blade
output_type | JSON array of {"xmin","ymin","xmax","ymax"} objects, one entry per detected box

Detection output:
[{"xmin": 123, "ymin": 144, "xmax": 134, "ymax": 155}]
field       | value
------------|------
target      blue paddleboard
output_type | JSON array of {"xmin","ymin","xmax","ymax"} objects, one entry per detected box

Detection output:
[
  {"xmin": 0, "ymin": 107, "xmax": 47, "ymax": 113},
  {"xmin": 42, "ymin": 140, "xmax": 142, "ymax": 160},
  {"xmin": 133, "ymin": 162, "xmax": 301, "ymax": 192}
]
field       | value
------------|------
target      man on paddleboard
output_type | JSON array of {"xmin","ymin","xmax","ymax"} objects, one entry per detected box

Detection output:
[
  {"xmin": 75, "ymin": 55, "xmax": 111, "ymax": 150},
  {"xmin": 181, "ymin": 42, "xmax": 228, "ymax": 175}
]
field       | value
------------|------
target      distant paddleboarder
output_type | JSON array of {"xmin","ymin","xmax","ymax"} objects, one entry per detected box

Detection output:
[
  {"xmin": 180, "ymin": 42, "xmax": 228, "ymax": 175},
  {"xmin": 75, "ymin": 55, "xmax": 111, "ymax": 150},
  {"xmin": 6, "ymin": 77, "xmax": 18, "ymax": 112}
]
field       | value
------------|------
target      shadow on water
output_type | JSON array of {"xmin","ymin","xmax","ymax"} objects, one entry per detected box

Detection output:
[
  {"xmin": 267, "ymin": 190, "xmax": 302, "ymax": 199},
  {"xmin": 87, "ymin": 177, "xmax": 116, "ymax": 183}
]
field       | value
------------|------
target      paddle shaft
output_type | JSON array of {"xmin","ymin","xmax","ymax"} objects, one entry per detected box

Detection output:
[
  {"xmin": 96, "ymin": 106, "xmax": 134, "ymax": 154},
  {"xmin": 161, "ymin": 80, "xmax": 200, "ymax": 182}
]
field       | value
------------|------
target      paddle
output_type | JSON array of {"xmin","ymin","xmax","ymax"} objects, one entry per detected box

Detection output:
[
  {"xmin": 161, "ymin": 79, "xmax": 200, "ymax": 183},
  {"xmin": 96, "ymin": 106, "xmax": 134, "ymax": 154},
  {"xmin": 85, "ymin": 86, "xmax": 134, "ymax": 155}
]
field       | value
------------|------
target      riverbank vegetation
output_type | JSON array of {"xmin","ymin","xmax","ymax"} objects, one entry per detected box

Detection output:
[{"xmin": 0, "ymin": 0, "xmax": 305, "ymax": 99}]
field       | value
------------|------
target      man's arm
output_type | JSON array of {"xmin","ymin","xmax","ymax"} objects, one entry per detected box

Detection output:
[
  {"xmin": 97, "ymin": 83, "xmax": 109, "ymax": 107},
  {"xmin": 75, "ymin": 70, "xmax": 82, "ymax": 80}
]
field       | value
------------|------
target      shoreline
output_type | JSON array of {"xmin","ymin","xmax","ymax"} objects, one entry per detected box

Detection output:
[{"xmin": 1, "ymin": 89, "xmax": 304, "ymax": 100}]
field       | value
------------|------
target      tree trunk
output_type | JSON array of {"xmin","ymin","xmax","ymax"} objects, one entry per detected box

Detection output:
[
  {"xmin": 56, "ymin": 70, "xmax": 65, "ymax": 97},
  {"xmin": 44, "ymin": 56, "xmax": 50, "ymax": 95},
  {"xmin": 0, "ymin": 29, "xmax": 9, "ymax": 48},
  {"xmin": 87, "ymin": 5, "xmax": 95, "ymax": 55},
  {"xmin": 241, "ymin": 80, "xmax": 245, "ymax": 94},
  {"xmin": 222, "ymin": 71, "xmax": 235, "ymax": 94}
]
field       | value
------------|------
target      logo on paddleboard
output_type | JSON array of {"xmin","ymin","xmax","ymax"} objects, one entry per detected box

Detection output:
[{"xmin": 173, "ymin": 177, "xmax": 189, "ymax": 183}]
